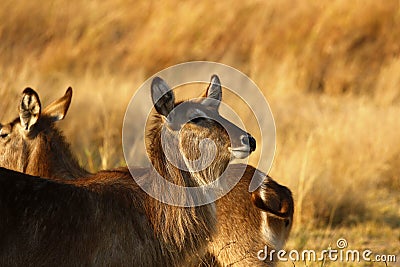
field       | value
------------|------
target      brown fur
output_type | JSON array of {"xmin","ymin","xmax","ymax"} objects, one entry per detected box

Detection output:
[
  {"xmin": 0, "ymin": 167, "xmax": 175, "ymax": 266},
  {"xmin": 194, "ymin": 164, "xmax": 294, "ymax": 267},
  {"xmin": 0, "ymin": 76, "xmax": 255, "ymax": 266},
  {"xmin": 0, "ymin": 88, "xmax": 88, "ymax": 179}
]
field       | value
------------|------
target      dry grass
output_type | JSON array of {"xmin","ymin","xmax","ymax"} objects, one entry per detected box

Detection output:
[{"xmin": 1, "ymin": 0, "xmax": 399, "ymax": 265}]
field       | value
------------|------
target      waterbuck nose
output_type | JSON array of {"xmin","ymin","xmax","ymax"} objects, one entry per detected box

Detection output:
[{"xmin": 240, "ymin": 134, "xmax": 256, "ymax": 152}]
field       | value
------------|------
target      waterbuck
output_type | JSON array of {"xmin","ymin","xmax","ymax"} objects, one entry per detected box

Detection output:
[
  {"xmin": 0, "ymin": 87, "xmax": 88, "ymax": 179},
  {"xmin": 202, "ymin": 164, "xmax": 294, "ymax": 266},
  {"xmin": 0, "ymin": 75, "xmax": 255, "ymax": 266},
  {"xmin": 0, "ymin": 77, "xmax": 293, "ymax": 266},
  {"xmin": 0, "ymin": 77, "xmax": 293, "ymax": 265}
]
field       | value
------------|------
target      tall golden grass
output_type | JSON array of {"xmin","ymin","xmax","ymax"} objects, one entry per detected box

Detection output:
[{"xmin": 1, "ymin": 0, "xmax": 399, "ymax": 264}]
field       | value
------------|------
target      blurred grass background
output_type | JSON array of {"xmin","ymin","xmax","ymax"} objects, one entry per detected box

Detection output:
[{"xmin": 0, "ymin": 0, "xmax": 399, "ymax": 265}]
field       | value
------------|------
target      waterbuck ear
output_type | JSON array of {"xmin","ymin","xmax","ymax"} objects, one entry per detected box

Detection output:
[
  {"xmin": 151, "ymin": 77, "xmax": 175, "ymax": 117},
  {"xmin": 251, "ymin": 177, "xmax": 294, "ymax": 219},
  {"xmin": 42, "ymin": 87, "xmax": 73, "ymax": 122},
  {"xmin": 202, "ymin": 74, "xmax": 222, "ymax": 109},
  {"xmin": 19, "ymin": 88, "xmax": 41, "ymax": 131}
]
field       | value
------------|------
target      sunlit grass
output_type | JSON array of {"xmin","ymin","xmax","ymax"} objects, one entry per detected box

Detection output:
[{"xmin": 0, "ymin": 0, "xmax": 399, "ymax": 262}]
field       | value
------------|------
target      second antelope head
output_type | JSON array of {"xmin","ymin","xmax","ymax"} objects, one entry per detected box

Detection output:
[{"xmin": 0, "ymin": 87, "xmax": 86, "ymax": 179}]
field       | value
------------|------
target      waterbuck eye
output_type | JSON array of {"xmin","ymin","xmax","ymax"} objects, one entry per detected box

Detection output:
[
  {"xmin": 0, "ymin": 127, "xmax": 10, "ymax": 138},
  {"xmin": 189, "ymin": 117, "xmax": 204, "ymax": 123},
  {"xmin": 188, "ymin": 108, "xmax": 208, "ymax": 124}
]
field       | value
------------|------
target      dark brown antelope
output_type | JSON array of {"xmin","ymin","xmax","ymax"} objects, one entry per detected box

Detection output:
[
  {"xmin": 0, "ymin": 87, "xmax": 88, "ymax": 179},
  {"xmin": 200, "ymin": 164, "xmax": 294, "ymax": 267},
  {"xmin": 0, "ymin": 75, "xmax": 256, "ymax": 266},
  {"xmin": 1, "ymin": 78, "xmax": 293, "ymax": 266}
]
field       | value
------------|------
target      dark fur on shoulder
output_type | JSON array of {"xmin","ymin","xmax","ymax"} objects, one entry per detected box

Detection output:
[{"xmin": 0, "ymin": 167, "xmax": 168, "ymax": 266}]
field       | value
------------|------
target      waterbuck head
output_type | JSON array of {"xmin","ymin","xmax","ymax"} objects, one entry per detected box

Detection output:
[
  {"xmin": 148, "ymin": 75, "xmax": 256, "ymax": 186},
  {"xmin": 0, "ymin": 87, "xmax": 87, "ymax": 179}
]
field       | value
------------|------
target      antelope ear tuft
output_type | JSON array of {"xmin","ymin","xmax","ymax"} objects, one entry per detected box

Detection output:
[
  {"xmin": 42, "ymin": 87, "xmax": 73, "ymax": 122},
  {"xmin": 151, "ymin": 77, "xmax": 175, "ymax": 117},
  {"xmin": 251, "ymin": 177, "xmax": 294, "ymax": 219},
  {"xmin": 202, "ymin": 74, "xmax": 222, "ymax": 109},
  {"xmin": 19, "ymin": 88, "xmax": 41, "ymax": 131}
]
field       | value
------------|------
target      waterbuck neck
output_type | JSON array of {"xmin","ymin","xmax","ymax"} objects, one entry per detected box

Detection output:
[{"xmin": 24, "ymin": 124, "xmax": 89, "ymax": 179}]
